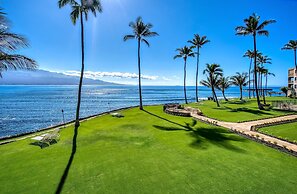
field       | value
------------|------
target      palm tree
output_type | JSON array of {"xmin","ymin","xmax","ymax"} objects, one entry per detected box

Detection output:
[
  {"xmin": 280, "ymin": 87, "xmax": 288, "ymax": 97},
  {"xmin": 0, "ymin": 8, "xmax": 37, "ymax": 77},
  {"xmin": 243, "ymin": 50, "xmax": 261, "ymax": 98},
  {"xmin": 188, "ymin": 34, "xmax": 210, "ymax": 102},
  {"xmin": 201, "ymin": 75, "xmax": 220, "ymax": 101},
  {"xmin": 282, "ymin": 40, "xmax": 297, "ymax": 69},
  {"xmin": 124, "ymin": 17, "xmax": 158, "ymax": 110},
  {"xmin": 235, "ymin": 13, "xmax": 276, "ymax": 109},
  {"xmin": 217, "ymin": 76, "xmax": 231, "ymax": 101},
  {"xmin": 257, "ymin": 54, "xmax": 271, "ymax": 101},
  {"xmin": 58, "ymin": 0, "xmax": 102, "ymax": 127},
  {"xmin": 231, "ymin": 72, "xmax": 248, "ymax": 100},
  {"xmin": 202, "ymin": 63, "xmax": 223, "ymax": 107},
  {"xmin": 263, "ymin": 68, "xmax": 275, "ymax": 96},
  {"xmin": 174, "ymin": 46, "xmax": 195, "ymax": 104}
]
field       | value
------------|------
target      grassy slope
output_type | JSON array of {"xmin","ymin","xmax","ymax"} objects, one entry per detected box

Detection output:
[
  {"xmin": 259, "ymin": 122, "xmax": 297, "ymax": 143},
  {"xmin": 0, "ymin": 105, "xmax": 297, "ymax": 193},
  {"xmin": 188, "ymin": 97, "xmax": 294, "ymax": 122}
]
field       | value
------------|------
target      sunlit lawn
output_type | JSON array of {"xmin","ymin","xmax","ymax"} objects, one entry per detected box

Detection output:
[
  {"xmin": 0, "ymin": 105, "xmax": 297, "ymax": 193},
  {"xmin": 188, "ymin": 96, "xmax": 295, "ymax": 122},
  {"xmin": 258, "ymin": 122, "xmax": 297, "ymax": 143}
]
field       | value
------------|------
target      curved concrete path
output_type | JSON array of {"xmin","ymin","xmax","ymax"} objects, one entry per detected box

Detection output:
[{"xmin": 188, "ymin": 109, "xmax": 297, "ymax": 153}]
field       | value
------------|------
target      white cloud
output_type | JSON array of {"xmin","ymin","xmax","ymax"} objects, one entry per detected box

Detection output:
[{"xmin": 61, "ymin": 70, "xmax": 158, "ymax": 80}]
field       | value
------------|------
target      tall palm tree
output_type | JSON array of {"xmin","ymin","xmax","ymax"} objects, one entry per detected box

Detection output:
[
  {"xmin": 217, "ymin": 76, "xmax": 231, "ymax": 101},
  {"xmin": 124, "ymin": 17, "xmax": 158, "ymax": 110},
  {"xmin": 0, "ymin": 8, "xmax": 37, "ymax": 77},
  {"xmin": 174, "ymin": 46, "xmax": 195, "ymax": 104},
  {"xmin": 257, "ymin": 54, "xmax": 271, "ymax": 101},
  {"xmin": 202, "ymin": 63, "xmax": 223, "ymax": 107},
  {"xmin": 243, "ymin": 49, "xmax": 261, "ymax": 98},
  {"xmin": 282, "ymin": 40, "xmax": 297, "ymax": 69},
  {"xmin": 263, "ymin": 68, "xmax": 275, "ymax": 96},
  {"xmin": 188, "ymin": 34, "xmax": 210, "ymax": 102},
  {"xmin": 231, "ymin": 72, "xmax": 248, "ymax": 100},
  {"xmin": 201, "ymin": 75, "xmax": 220, "ymax": 101},
  {"xmin": 235, "ymin": 13, "xmax": 276, "ymax": 109},
  {"xmin": 58, "ymin": 0, "xmax": 102, "ymax": 127}
]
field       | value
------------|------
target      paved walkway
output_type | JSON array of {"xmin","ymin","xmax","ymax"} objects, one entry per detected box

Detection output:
[{"xmin": 188, "ymin": 109, "xmax": 297, "ymax": 153}]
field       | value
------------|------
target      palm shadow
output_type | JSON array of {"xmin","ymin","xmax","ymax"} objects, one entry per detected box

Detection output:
[
  {"xmin": 144, "ymin": 110, "xmax": 246, "ymax": 152},
  {"xmin": 55, "ymin": 125, "xmax": 78, "ymax": 194},
  {"xmin": 223, "ymin": 106, "xmax": 273, "ymax": 115}
]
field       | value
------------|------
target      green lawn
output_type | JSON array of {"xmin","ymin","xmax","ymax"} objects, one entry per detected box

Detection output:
[
  {"xmin": 0, "ymin": 105, "xmax": 297, "ymax": 193},
  {"xmin": 258, "ymin": 122, "xmax": 297, "ymax": 143},
  {"xmin": 188, "ymin": 97, "xmax": 295, "ymax": 122}
]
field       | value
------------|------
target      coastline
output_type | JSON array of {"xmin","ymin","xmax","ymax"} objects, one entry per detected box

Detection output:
[{"xmin": 0, "ymin": 105, "xmax": 138, "ymax": 144}]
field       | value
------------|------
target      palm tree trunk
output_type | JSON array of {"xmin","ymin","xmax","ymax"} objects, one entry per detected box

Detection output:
[
  {"xmin": 248, "ymin": 58, "xmax": 252, "ymax": 99},
  {"xmin": 240, "ymin": 86, "xmax": 243, "ymax": 100},
  {"xmin": 265, "ymin": 74, "xmax": 268, "ymax": 96},
  {"xmin": 253, "ymin": 34, "xmax": 263, "ymax": 110},
  {"xmin": 137, "ymin": 38, "xmax": 143, "ymax": 110},
  {"xmin": 75, "ymin": 12, "xmax": 85, "ymax": 128},
  {"xmin": 222, "ymin": 89, "xmax": 228, "ymax": 101},
  {"xmin": 294, "ymin": 49, "xmax": 297, "ymax": 71},
  {"xmin": 184, "ymin": 58, "xmax": 188, "ymax": 104},
  {"xmin": 195, "ymin": 47, "xmax": 200, "ymax": 102},
  {"xmin": 212, "ymin": 86, "xmax": 220, "ymax": 107}
]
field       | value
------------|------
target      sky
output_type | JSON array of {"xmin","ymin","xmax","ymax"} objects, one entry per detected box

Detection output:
[{"xmin": 1, "ymin": 0, "xmax": 297, "ymax": 86}]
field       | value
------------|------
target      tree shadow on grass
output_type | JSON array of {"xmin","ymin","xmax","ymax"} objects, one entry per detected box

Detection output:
[
  {"xmin": 55, "ymin": 125, "xmax": 78, "ymax": 194},
  {"xmin": 143, "ymin": 110, "xmax": 246, "ymax": 152},
  {"xmin": 222, "ymin": 106, "xmax": 273, "ymax": 115}
]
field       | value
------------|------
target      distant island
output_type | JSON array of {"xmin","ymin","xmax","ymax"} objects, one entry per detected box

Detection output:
[{"xmin": 0, "ymin": 70, "xmax": 118, "ymax": 85}]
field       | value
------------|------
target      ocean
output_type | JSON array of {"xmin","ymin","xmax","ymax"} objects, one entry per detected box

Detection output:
[{"xmin": 0, "ymin": 85, "xmax": 282, "ymax": 138}]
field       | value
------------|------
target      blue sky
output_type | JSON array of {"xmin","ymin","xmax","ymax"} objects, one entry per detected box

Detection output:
[{"xmin": 1, "ymin": 0, "xmax": 297, "ymax": 86}]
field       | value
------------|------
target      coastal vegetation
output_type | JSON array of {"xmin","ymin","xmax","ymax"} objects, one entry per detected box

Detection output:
[
  {"xmin": 1, "ymin": 105, "xmax": 297, "ymax": 193},
  {"xmin": 201, "ymin": 63, "xmax": 223, "ymax": 107},
  {"xmin": 174, "ymin": 46, "xmax": 195, "ymax": 104},
  {"xmin": 188, "ymin": 34, "xmax": 210, "ymax": 102},
  {"xmin": 235, "ymin": 13, "xmax": 276, "ymax": 110},
  {"xmin": 0, "ymin": 8, "xmax": 37, "ymax": 77},
  {"xmin": 124, "ymin": 17, "xmax": 158, "ymax": 110},
  {"xmin": 231, "ymin": 72, "xmax": 249, "ymax": 101},
  {"xmin": 217, "ymin": 76, "xmax": 231, "ymax": 101}
]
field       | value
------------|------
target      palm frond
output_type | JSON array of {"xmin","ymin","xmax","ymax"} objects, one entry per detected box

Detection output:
[
  {"xmin": 0, "ymin": 54, "xmax": 38, "ymax": 73},
  {"xmin": 141, "ymin": 39, "xmax": 150, "ymax": 47},
  {"xmin": 0, "ymin": 31, "xmax": 28, "ymax": 52},
  {"xmin": 70, "ymin": 5, "xmax": 81, "ymax": 24},
  {"xmin": 123, "ymin": 35, "xmax": 135, "ymax": 41}
]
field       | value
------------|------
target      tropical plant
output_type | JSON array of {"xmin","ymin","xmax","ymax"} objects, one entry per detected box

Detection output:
[
  {"xmin": 202, "ymin": 63, "xmax": 223, "ymax": 107},
  {"xmin": 124, "ymin": 17, "xmax": 158, "ymax": 110},
  {"xmin": 235, "ymin": 13, "xmax": 276, "ymax": 109},
  {"xmin": 200, "ymin": 75, "xmax": 220, "ymax": 101},
  {"xmin": 174, "ymin": 46, "xmax": 195, "ymax": 104},
  {"xmin": 217, "ymin": 76, "xmax": 231, "ymax": 101},
  {"xmin": 58, "ymin": 0, "xmax": 102, "ymax": 127},
  {"xmin": 263, "ymin": 68, "xmax": 275, "ymax": 96},
  {"xmin": 231, "ymin": 72, "xmax": 248, "ymax": 100},
  {"xmin": 280, "ymin": 87, "xmax": 288, "ymax": 97},
  {"xmin": 282, "ymin": 40, "xmax": 297, "ymax": 69},
  {"xmin": 0, "ymin": 8, "xmax": 37, "ymax": 77},
  {"xmin": 188, "ymin": 34, "xmax": 210, "ymax": 102},
  {"xmin": 256, "ymin": 54, "xmax": 271, "ymax": 103},
  {"xmin": 243, "ymin": 49, "xmax": 261, "ymax": 98}
]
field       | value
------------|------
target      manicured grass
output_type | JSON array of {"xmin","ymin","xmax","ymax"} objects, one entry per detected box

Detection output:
[
  {"xmin": 258, "ymin": 122, "xmax": 297, "ymax": 143},
  {"xmin": 0, "ymin": 105, "xmax": 297, "ymax": 194},
  {"xmin": 188, "ymin": 97, "xmax": 295, "ymax": 122}
]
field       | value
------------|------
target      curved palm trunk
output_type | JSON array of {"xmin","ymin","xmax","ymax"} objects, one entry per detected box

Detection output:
[
  {"xmin": 137, "ymin": 38, "xmax": 143, "ymax": 110},
  {"xmin": 184, "ymin": 58, "xmax": 188, "ymax": 104},
  {"xmin": 212, "ymin": 86, "xmax": 220, "ymax": 107},
  {"xmin": 222, "ymin": 89, "xmax": 228, "ymax": 101},
  {"xmin": 248, "ymin": 58, "xmax": 252, "ymax": 99},
  {"xmin": 262, "ymin": 73, "xmax": 266, "ymax": 104},
  {"xmin": 75, "ymin": 12, "xmax": 85, "ymax": 127},
  {"xmin": 239, "ymin": 85, "xmax": 243, "ymax": 100},
  {"xmin": 265, "ymin": 74, "xmax": 268, "ymax": 96},
  {"xmin": 195, "ymin": 47, "xmax": 200, "ymax": 102},
  {"xmin": 253, "ymin": 34, "xmax": 263, "ymax": 110}
]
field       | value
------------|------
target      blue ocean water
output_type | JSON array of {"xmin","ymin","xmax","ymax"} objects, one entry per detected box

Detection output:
[{"xmin": 0, "ymin": 85, "xmax": 282, "ymax": 138}]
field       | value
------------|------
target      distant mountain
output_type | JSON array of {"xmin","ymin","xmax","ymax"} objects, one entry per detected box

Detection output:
[{"xmin": 0, "ymin": 70, "xmax": 118, "ymax": 85}]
